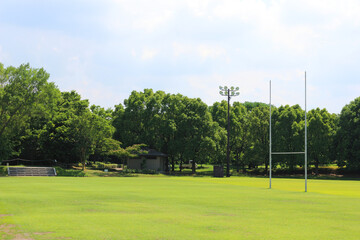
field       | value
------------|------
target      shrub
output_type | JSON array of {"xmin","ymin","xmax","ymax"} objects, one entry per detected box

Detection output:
[
  {"xmin": 54, "ymin": 167, "xmax": 88, "ymax": 177},
  {"xmin": 92, "ymin": 162, "xmax": 118, "ymax": 170},
  {"xmin": 122, "ymin": 168, "xmax": 157, "ymax": 174},
  {"xmin": 0, "ymin": 166, "xmax": 8, "ymax": 176}
]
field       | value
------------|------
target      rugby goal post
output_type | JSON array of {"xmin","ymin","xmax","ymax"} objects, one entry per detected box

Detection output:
[{"xmin": 269, "ymin": 72, "xmax": 308, "ymax": 192}]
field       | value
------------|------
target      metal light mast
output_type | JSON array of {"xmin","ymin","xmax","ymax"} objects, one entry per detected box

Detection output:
[{"xmin": 219, "ymin": 86, "xmax": 240, "ymax": 177}]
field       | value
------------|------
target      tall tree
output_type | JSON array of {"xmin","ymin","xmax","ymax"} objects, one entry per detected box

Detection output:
[
  {"xmin": 40, "ymin": 91, "xmax": 114, "ymax": 169},
  {"xmin": 272, "ymin": 105, "xmax": 304, "ymax": 171},
  {"xmin": 90, "ymin": 105, "xmax": 113, "ymax": 121},
  {"xmin": 68, "ymin": 111, "xmax": 113, "ymax": 170},
  {"xmin": 307, "ymin": 108, "xmax": 336, "ymax": 175},
  {"xmin": 246, "ymin": 105, "xmax": 270, "ymax": 173},
  {"xmin": 0, "ymin": 63, "xmax": 50, "ymax": 138},
  {"xmin": 40, "ymin": 91, "xmax": 89, "ymax": 165},
  {"xmin": 336, "ymin": 97, "xmax": 360, "ymax": 172},
  {"xmin": 210, "ymin": 101, "xmax": 250, "ymax": 172},
  {"xmin": 174, "ymin": 97, "xmax": 217, "ymax": 173},
  {"xmin": 230, "ymin": 102, "xmax": 250, "ymax": 171},
  {"xmin": 0, "ymin": 63, "xmax": 52, "ymax": 160},
  {"xmin": 113, "ymin": 89, "xmax": 165, "ymax": 148},
  {"xmin": 17, "ymin": 82, "xmax": 61, "ymax": 160},
  {"xmin": 113, "ymin": 90, "xmax": 223, "ymax": 173}
]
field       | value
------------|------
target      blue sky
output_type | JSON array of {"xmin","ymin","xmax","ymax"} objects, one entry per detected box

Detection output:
[{"xmin": 1, "ymin": 0, "xmax": 360, "ymax": 113}]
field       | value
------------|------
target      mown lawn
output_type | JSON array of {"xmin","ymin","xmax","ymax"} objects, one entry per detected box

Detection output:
[{"xmin": 0, "ymin": 176, "xmax": 359, "ymax": 239}]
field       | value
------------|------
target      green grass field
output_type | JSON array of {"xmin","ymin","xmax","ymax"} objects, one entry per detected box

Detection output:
[{"xmin": 0, "ymin": 176, "xmax": 359, "ymax": 240}]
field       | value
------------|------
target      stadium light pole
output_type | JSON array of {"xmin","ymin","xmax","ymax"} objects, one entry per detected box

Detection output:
[{"xmin": 219, "ymin": 86, "xmax": 240, "ymax": 177}]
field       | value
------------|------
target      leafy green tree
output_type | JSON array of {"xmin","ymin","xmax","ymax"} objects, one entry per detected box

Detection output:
[
  {"xmin": 157, "ymin": 93, "xmax": 181, "ymax": 172},
  {"xmin": 40, "ymin": 91, "xmax": 89, "ymax": 165},
  {"xmin": 113, "ymin": 89, "xmax": 165, "ymax": 148},
  {"xmin": 0, "ymin": 63, "xmax": 53, "ymax": 160},
  {"xmin": 69, "ymin": 111, "xmax": 114, "ymax": 170},
  {"xmin": 109, "ymin": 143, "xmax": 148, "ymax": 166},
  {"xmin": 0, "ymin": 63, "xmax": 50, "ymax": 138},
  {"xmin": 230, "ymin": 102, "xmax": 250, "ymax": 171},
  {"xmin": 208, "ymin": 101, "xmax": 228, "ymax": 166},
  {"xmin": 272, "ymin": 105, "xmax": 305, "ymax": 171},
  {"xmin": 209, "ymin": 101, "xmax": 228, "ymax": 128},
  {"xmin": 112, "ymin": 103, "xmax": 125, "ymax": 142},
  {"xmin": 40, "ymin": 91, "xmax": 114, "ymax": 170},
  {"xmin": 246, "ymin": 105, "xmax": 270, "ymax": 173},
  {"xmin": 90, "ymin": 105, "xmax": 113, "ymax": 121},
  {"xmin": 336, "ymin": 97, "xmax": 360, "ymax": 172},
  {"xmin": 210, "ymin": 101, "xmax": 250, "ymax": 172},
  {"xmin": 174, "ymin": 97, "xmax": 218, "ymax": 173},
  {"xmin": 243, "ymin": 101, "xmax": 269, "ymax": 111},
  {"xmin": 113, "ymin": 90, "xmax": 222, "ymax": 173},
  {"xmin": 307, "ymin": 108, "xmax": 336, "ymax": 175},
  {"xmin": 16, "ymin": 83, "xmax": 61, "ymax": 160},
  {"xmin": 90, "ymin": 137, "xmax": 122, "ymax": 162}
]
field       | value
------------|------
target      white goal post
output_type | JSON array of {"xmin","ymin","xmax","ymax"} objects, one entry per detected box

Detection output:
[{"xmin": 269, "ymin": 72, "xmax": 308, "ymax": 192}]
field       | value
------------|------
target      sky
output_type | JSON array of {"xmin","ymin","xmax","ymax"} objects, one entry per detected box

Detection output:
[{"xmin": 1, "ymin": 0, "xmax": 360, "ymax": 114}]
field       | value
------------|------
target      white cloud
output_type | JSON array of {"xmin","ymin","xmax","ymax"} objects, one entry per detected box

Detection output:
[
  {"xmin": 0, "ymin": 44, "xmax": 11, "ymax": 64},
  {"xmin": 186, "ymin": 0, "xmax": 212, "ymax": 17},
  {"xmin": 131, "ymin": 49, "xmax": 137, "ymax": 58},
  {"xmin": 197, "ymin": 44, "xmax": 226, "ymax": 60},
  {"xmin": 0, "ymin": 45, "xmax": 5, "ymax": 62},
  {"xmin": 186, "ymin": 69, "xmax": 309, "ymax": 109},
  {"xmin": 171, "ymin": 42, "xmax": 227, "ymax": 61},
  {"xmin": 2, "ymin": 0, "xmax": 360, "ymax": 113},
  {"xmin": 132, "ymin": 10, "xmax": 173, "ymax": 33},
  {"xmin": 299, "ymin": 0, "xmax": 360, "ymax": 27},
  {"xmin": 182, "ymin": 0, "xmax": 360, "ymax": 55},
  {"xmin": 103, "ymin": 0, "xmax": 178, "ymax": 33},
  {"xmin": 172, "ymin": 42, "xmax": 188, "ymax": 57},
  {"xmin": 100, "ymin": 0, "xmax": 360, "ymax": 59},
  {"xmin": 141, "ymin": 48, "xmax": 158, "ymax": 60},
  {"xmin": 211, "ymin": 1, "xmax": 318, "ymax": 54}
]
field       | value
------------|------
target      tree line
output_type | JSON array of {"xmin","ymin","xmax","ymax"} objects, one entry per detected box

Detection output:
[{"xmin": 1, "ymin": 63, "xmax": 359, "ymax": 174}]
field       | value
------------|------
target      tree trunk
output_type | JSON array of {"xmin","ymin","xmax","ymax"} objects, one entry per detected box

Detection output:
[
  {"xmin": 242, "ymin": 163, "xmax": 246, "ymax": 173},
  {"xmin": 265, "ymin": 162, "xmax": 268, "ymax": 175},
  {"xmin": 81, "ymin": 148, "xmax": 86, "ymax": 171},
  {"xmin": 171, "ymin": 158, "xmax": 175, "ymax": 172},
  {"xmin": 315, "ymin": 159, "xmax": 319, "ymax": 176},
  {"xmin": 289, "ymin": 162, "xmax": 295, "ymax": 173},
  {"xmin": 179, "ymin": 159, "xmax": 183, "ymax": 172},
  {"xmin": 236, "ymin": 153, "xmax": 240, "ymax": 173},
  {"xmin": 165, "ymin": 157, "xmax": 169, "ymax": 173},
  {"xmin": 192, "ymin": 160, "xmax": 196, "ymax": 174}
]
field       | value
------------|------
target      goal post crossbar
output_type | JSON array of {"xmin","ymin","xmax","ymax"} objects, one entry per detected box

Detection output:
[{"xmin": 271, "ymin": 152, "xmax": 305, "ymax": 155}]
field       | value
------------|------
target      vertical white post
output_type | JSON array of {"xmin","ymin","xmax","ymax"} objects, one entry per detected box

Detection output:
[
  {"xmin": 269, "ymin": 80, "xmax": 272, "ymax": 189},
  {"xmin": 305, "ymin": 72, "xmax": 307, "ymax": 192}
]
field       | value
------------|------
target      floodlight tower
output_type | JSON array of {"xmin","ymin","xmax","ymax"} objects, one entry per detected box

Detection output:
[{"xmin": 219, "ymin": 86, "xmax": 240, "ymax": 177}]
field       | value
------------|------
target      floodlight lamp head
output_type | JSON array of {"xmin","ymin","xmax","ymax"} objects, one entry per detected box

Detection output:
[
  {"xmin": 236, "ymin": 87, "xmax": 239, "ymax": 91},
  {"xmin": 219, "ymin": 86, "xmax": 223, "ymax": 90}
]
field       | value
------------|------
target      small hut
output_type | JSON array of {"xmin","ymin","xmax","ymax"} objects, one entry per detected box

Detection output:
[{"xmin": 127, "ymin": 149, "xmax": 167, "ymax": 172}]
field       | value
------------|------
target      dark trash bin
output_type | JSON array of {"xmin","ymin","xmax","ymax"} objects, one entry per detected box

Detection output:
[{"xmin": 213, "ymin": 165, "xmax": 224, "ymax": 178}]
